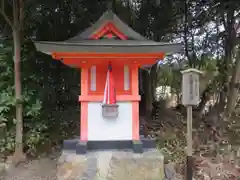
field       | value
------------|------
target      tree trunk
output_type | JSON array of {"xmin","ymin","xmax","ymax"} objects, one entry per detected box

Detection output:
[
  {"xmin": 226, "ymin": 49, "xmax": 240, "ymax": 116},
  {"xmin": 217, "ymin": 8, "xmax": 235, "ymax": 114},
  {"xmin": 142, "ymin": 70, "xmax": 153, "ymax": 120},
  {"xmin": 141, "ymin": 64, "xmax": 159, "ymax": 122},
  {"xmin": 12, "ymin": 29, "xmax": 25, "ymax": 163},
  {"xmin": 0, "ymin": 0, "xmax": 25, "ymax": 164},
  {"xmin": 197, "ymin": 85, "xmax": 211, "ymax": 116},
  {"xmin": 150, "ymin": 64, "xmax": 158, "ymax": 100}
]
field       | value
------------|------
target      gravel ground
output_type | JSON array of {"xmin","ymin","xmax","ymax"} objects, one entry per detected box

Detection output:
[{"xmin": 0, "ymin": 154, "xmax": 59, "ymax": 180}]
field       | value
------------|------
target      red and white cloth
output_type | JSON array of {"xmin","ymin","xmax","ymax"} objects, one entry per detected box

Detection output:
[{"xmin": 103, "ymin": 63, "xmax": 117, "ymax": 105}]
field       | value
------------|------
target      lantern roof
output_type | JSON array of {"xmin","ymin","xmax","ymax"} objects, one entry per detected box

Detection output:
[{"xmin": 181, "ymin": 68, "xmax": 203, "ymax": 75}]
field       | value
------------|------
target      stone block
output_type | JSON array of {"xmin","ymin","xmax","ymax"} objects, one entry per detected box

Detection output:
[
  {"xmin": 57, "ymin": 149, "xmax": 164, "ymax": 180},
  {"xmin": 105, "ymin": 150, "xmax": 164, "ymax": 180}
]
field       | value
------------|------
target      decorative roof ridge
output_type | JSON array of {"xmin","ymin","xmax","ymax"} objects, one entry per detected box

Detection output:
[{"xmin": 65, "ymin": 10, "xmax": 147, "ymax": 42}]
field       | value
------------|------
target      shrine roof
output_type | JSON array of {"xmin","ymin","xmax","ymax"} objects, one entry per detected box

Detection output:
[
  {"xmin": 66, "ymin": 10, "xmax": 146, "ymax": 41},
  {"xmin": 34, "ymin": 39, "xmax": 183, "ymax": 54},
  {"xmin": 34, "ymin": 10, "xmax": 183, "ymax": 55}
]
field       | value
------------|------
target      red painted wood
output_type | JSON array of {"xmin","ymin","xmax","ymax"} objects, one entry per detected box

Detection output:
[
  {"xmin": 88, "ymin": 62, "xmax": 131, "ymax": 95},
  {"xmin": 90, "ymin": 22, "xmax": 127, "ymax": 40}
]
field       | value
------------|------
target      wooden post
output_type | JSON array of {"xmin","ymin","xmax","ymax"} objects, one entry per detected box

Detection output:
[
  {"xmin": 181, "ymin": 68, "xmax": 203, "ymax": 180},
  {"xmin": 187, "ymin": 105, "xmax": 193, "ymax": 180}
]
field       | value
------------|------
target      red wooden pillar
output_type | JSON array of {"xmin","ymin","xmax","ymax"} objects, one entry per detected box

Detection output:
[
  {"xmin": 131, "ymin": 64, "xmax": 140, "ymax": 140},
  {"xmin": 80, "ymin": 66, "xmax": 88, "ymax": 141}
]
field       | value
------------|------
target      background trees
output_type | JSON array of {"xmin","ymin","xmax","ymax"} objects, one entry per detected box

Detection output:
[{"xmin": 0, "ymin": 0, "xmax": 239, "ymax": 169}]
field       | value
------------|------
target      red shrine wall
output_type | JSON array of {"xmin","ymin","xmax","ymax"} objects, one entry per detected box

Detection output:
[
  {"xmin": 88, "ymin": 63, "xmax": 132, "ymax": 95},
  {"xmin": 80, "ymin": 63, "xmax": 140, "ymax": 141}
]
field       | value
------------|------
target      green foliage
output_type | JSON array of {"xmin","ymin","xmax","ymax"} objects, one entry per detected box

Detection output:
[{"xmin": 0, "ymin": 39, "xmax": 46, "ymax": 156}]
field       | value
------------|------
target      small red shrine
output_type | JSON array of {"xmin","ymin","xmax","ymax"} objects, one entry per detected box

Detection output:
[{"xmin": 34, "ymin": 10, "xmax": 182, "ymax": 154}]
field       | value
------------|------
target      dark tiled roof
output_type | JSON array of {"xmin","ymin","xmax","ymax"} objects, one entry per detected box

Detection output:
[
  {"xmin": 34, "ymin": 40, "xmax": 183, "ymax": 54},
  {"xmin": 66, "ymin": 10, "xmax": 147, "ymax": 41},
  {"xmin": 34, "ymin": 10, "xmax": 183, "ymax": 54}
]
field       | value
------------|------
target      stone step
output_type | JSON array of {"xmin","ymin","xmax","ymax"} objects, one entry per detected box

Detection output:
[{"xmin": 58, "ymin": 150, "xmax": 165, "ymax": 180}]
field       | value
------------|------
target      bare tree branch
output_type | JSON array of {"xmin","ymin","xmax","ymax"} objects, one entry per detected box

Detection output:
[
  {"xmin": 0, "ymin": 0, "xmax": 13, "ymax": 28},
  {"xmin": 13, "ymin": 0, "xmax": 18, "ymax": 28},
  {"xmin": 19, "ymin": 0, "xmax": 24, "ymax": 30}
]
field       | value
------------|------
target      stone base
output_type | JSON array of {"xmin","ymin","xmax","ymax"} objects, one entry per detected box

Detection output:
[
  {"xmin": 63, "ymin": 135, "xmax": 156, "ymax": 154},
  {"xmin": 57, "ymin": 149, "xmax": 164, "ymax": 180}
]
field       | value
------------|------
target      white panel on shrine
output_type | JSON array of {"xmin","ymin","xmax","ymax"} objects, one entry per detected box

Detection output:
[
  {"xmin": 124, "ymin": 65, "xmax": 130, "ymax": 91},
  {"xmin": 88, "ymin": 102, "xmax": 132, "ymax": 141},
  {"xmin": 90, "ymin": 66, "xmax": 96, "ymax": 91}
]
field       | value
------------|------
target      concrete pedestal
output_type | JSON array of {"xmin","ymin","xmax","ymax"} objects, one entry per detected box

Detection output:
[{"xmin": 57, "ymin": 149, "xmax": 164, "ymax": 180}]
